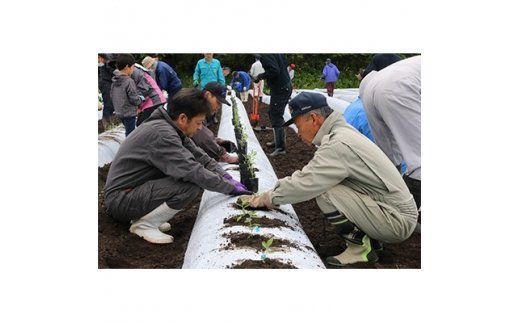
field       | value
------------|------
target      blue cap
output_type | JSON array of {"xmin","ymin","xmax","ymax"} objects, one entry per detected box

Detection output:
[{"xmin": 283, "ymin": 92, "xmax": 328, "ymax": 127}]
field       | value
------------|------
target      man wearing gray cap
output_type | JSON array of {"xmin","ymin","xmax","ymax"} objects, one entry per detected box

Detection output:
[{"xmin": 239, "ymin": 92, "xmax": 418, "ymax": 266}]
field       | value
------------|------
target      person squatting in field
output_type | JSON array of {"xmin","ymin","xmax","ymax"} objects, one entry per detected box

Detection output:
[
  {"xmin": 239, "ymin": 92, "xmax": 419, "ymax": 266},
  {"xmin": 104, "ymin": 88, "xmax": 251, "ymax": 244}
]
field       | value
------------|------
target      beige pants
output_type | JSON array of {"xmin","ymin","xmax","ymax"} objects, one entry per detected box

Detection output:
[
  {"xmin": 316, "ymin": 184, "xmax": 417, "ymax": 243},
  {"xmin": 253, "ymin": 80, "xmax": 264, "ymax": 97},
  {"xmin": 240, "ymin": 91, "xmax": 248, "ymax": 102}
]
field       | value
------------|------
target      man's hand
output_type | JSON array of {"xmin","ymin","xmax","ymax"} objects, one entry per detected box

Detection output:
[
  {"xmin": 216, "ymin": 139, "xmax": 237, "ymax": 153},
  {"xmin": 228, "ymin": 182, "xmax": 253, "ymax": 196},
  {"xmin": 237, "ymin": 192, "xmax": 274, "ymax": 209},
  {"xmin": 224, "ymin": 173, "xmax": 253, "ymax": 196}
]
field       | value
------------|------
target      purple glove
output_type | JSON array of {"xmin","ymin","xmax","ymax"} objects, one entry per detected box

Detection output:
[
  {"xmin": 229, "ymin": 181, "xmax": 253, "ymax": 196},
  {"xmin": 223, "ymin": 173, "xmax": 234, "ymax": 181},
  {"xmin": 223, "ymin": 173, "xmax": 253, "ymax": 195}
]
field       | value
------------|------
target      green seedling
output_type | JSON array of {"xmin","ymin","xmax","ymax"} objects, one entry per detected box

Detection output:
[
  {"xmin": 244, "ymin": 150, "xmax": 257, "ymax": 177},
  {"xmin": 238, "ymin": 125, "xmax": 248, "ymax": 145},
  {"xmin": 235, "ymin": 200, "xmax": 258, "ymax": 231},
  {"xmin": 261, "ymin": 237, "xmax": 274, "ymax": 261}
]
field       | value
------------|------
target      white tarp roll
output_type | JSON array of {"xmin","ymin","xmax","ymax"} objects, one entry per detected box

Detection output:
[
  {"xmin": 98, "ymin": 126, "xmax": 125, "ymax": 168},
  {"xmin": 182, "ymin": 94, "xmax": 325, "ymax": 269}
]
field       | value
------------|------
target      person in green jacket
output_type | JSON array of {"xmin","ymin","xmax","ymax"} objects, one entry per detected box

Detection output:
[
  {"xmin": 239, "ymin": 92, "xmax": 418, "ymax": 266},
  {"xmin": 193, "ymin": 53, "xmax": 226, "ymax": 89}
]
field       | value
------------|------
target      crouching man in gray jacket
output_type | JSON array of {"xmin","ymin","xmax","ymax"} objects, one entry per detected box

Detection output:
[
  {"xmin": 239, "ymin": 92, "xmax": 418, "ymax": 266},
  {"xmin": 104, "ymin": 88, "xmax": 251, "ymax": 244}
]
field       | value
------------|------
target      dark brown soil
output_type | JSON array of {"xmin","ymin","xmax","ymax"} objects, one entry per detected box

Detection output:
[
  {"xmin": 98, "ymin": 97, "xmax": 420, "ymax": 269},
  {"xmin": 223, "ymin": 215, "xmax": 291, "ymax": 229},
  {"xmin": 228, "ymin": 259, "xmax": 297, "ymax": 269},
  {"xmin": 221, "ymin": 232, "xmax": 303, "ymax": 252}
]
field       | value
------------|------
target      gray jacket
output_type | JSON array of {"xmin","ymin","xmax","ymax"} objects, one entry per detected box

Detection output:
[
  {"xmin": 110, "ymin": 70, "xmax": 142, "ymax": 118},
  {"xmin": 104, "ymin": 107, "xmax": 234, "ymax": 198},
  {"xmin": 268, "ymin": 111, "xmax": 417, "ymax": 216},
  {"xmin": 131, "ymin": 66, "xmax": 164, "ymax": 107}
]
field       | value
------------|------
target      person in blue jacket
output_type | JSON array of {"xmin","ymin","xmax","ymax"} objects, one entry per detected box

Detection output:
[
  {"xmin": 231, "ymin": 71, "xmax": 251, "ymax": 102},
  {"xmin": 142, "ymin": 56, "xmax": 182, "ymax": 98},
  {"xmin": 193, "ymin": 54, "xmax": 226, "ymax": 89},
  {"xmin": 344, "ymin": 97, "xmax": 407, "ymax": 174},
  {"xmin": 343, "ymin": 97, "xmax": 375, "ymax": 142}
]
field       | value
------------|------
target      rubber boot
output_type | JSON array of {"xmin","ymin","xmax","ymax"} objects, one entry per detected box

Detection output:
[
  {"xmin": 129, "ymin": 202, "xmax": 180, "ymax": 244},
  {"xmin": 130, "ymin": 220, "xmax": 171, "ymax": 232},
  {"xmin": 269, "ymin": 127, "xmax": 286, "ymax": 156},
  {"xmin": 326, "ymin": 235, "xmax": 379, "ymax": 266}
]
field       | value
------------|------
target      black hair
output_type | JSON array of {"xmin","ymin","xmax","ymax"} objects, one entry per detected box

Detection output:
[
  {"xmin": 231, "ymin": 71, "xmax": 238, "ymax": 77},
  {"xmin": 115, "ymin": 54, "xmax": 135, "ymax": 70},
  {"xmin": 167, "ymin": 88, "xmax": 211, "ymax": 120}
]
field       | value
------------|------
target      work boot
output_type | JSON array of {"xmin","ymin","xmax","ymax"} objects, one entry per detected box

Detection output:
[
  {"xmin": 219, "ymin": 152, "xmax": 239, "ymax": 164},
  {"xmin": 131, "ymin": 220, "xmax": 171, "ymax": 232},
  {"xmin": 129, "ymin": 202, "xmax": 180, "ymax": 244},
  {"xmin": 269, "ymin": 127, "xmax": 286, "ymax": 156},
  {"xmin": 326, "ymin": 235, "xmax": 379, "ymax": 266}
]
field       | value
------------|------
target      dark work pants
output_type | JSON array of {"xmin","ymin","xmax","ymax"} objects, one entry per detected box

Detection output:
[
  {"xmin": 403, "ymin": 175, "xmax": 421, "ymax": 209},
  {"xmin": 268, "ymin": 91, "xmax": 292, "ymax": 128},
  {"xmin": 106, "ymin": 177, "xmax": 202, "ymax": 223},
  {"xmin": 120, "ymin": 116, "xmax": 136, "ymax": 137},
  {"xmin": 326, "ymin": 82, "xmax": 335, "ymax": 97}
]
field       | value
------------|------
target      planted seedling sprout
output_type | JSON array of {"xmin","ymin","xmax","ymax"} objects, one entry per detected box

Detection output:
[
  {"xmin": 244, "ymin": 150, "xmax": 257, "ymax": 177},
  {"xmin": 261, "ymin": 237, "xmax": 274, "ymax": 261}
]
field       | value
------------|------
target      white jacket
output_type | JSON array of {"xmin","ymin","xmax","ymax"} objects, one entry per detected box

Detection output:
[{"xmin": 250, "ymin": 60, "xmax": 265, "ymax": 78}]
